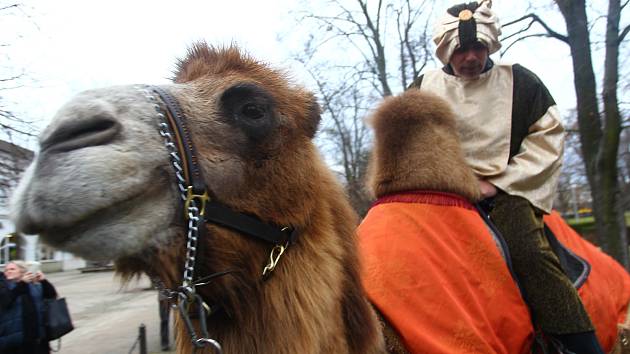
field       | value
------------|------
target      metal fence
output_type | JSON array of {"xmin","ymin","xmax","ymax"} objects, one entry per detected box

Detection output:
[{"xmin": 128, "ymin": 324, "xmax": 148, "ymax": 354}]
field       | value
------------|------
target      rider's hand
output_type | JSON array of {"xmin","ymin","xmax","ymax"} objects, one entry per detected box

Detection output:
[{"xmin": 478, "ymin": 179, "xmax": 497, "ymax": 199}]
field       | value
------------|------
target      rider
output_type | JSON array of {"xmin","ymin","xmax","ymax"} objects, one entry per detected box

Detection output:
[{"xmin": 409, "ymin": 1, "xmax": 603, "ymax": 353}]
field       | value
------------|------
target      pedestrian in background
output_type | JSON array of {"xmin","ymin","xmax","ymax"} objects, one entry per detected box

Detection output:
[
  {"xmin": 0, "ymin": 260, "xmax": 58, "ymax": 354},
  {"xmin": 158, "ymin": 292, "xmax": 171, "ymax": 351}
]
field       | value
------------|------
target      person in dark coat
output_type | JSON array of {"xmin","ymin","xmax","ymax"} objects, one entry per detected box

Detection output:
[
  {"xmin": 158, "ymin": 292, "xmax": 171, "ymax": 351},
  {"xmin": 0, "ymin": 260, "xmax": 58, "ymax": 354}
]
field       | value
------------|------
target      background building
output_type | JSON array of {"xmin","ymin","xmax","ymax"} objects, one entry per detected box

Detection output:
[{"xmin": 0, "ymin": 139, "xmax": 85, "ymax": 270}]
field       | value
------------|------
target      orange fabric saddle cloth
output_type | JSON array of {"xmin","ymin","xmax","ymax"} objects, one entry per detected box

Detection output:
[{"xmin": 358, "ymin": 191, "xmax": 630, "ymax": 354}]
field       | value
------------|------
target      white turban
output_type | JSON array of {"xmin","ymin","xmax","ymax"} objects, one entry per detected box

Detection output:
[{"xmin": 433, "ymin": 1, "xmax": 502, "ymax": 65}]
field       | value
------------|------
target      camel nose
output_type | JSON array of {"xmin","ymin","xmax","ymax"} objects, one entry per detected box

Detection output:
[{"xmin": 40, "ymin": 113, "xmax": 121, "ymax": 153}]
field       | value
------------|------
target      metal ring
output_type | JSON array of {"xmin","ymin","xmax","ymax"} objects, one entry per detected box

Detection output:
[{"xmin": 195, "ymin": 338, "xmax": 222, "ymax": 353}]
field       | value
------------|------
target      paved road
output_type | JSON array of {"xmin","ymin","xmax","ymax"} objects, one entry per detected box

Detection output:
[{"xmin": 47, "ymin": 270, "xmax": 175, "ymax": 354}]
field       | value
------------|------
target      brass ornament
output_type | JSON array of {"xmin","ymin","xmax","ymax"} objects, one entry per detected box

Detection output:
[{"xmin": 458, "ymin": 9, "xmax": 473, "ymax": 21}]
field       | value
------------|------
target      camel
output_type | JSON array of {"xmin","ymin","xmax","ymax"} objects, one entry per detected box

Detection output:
[
  {"xmin": 359, "ymin": 89, "xmax": 630, "ymax": 353},
  {"xmin": 10, "ymin": 43, "xmax": 630, "ymax": 354},
  {"xmin": 10, "ymin": 42, "xmax": 385, "ymax": 354}
]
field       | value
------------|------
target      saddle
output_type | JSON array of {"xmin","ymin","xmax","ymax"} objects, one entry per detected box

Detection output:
[
  {"xmin": 376, "ymin": 202, "xmax": 593, "ymax": 354},
  {"xmin": 475, "ymin": 202, "xmax": 591, "ymax": 291},
  {"xmin": 361, "ymin": 191, "xmax": 630, "ymax": 353},
  {"xmin": 475, "ymin": 203, "xmax": 593, "ymax": 354}
]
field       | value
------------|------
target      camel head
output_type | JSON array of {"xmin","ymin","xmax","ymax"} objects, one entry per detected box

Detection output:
[
  {"xmin": 10, "ymin": 43, "xmax": 384, "ymax": 353},
  {"xmin": 10, "ymin": 43, "xmax": 324, "ymax": 270}
]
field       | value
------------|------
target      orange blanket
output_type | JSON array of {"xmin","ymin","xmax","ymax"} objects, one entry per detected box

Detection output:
[
  {"xmin": 358, "ymin": 191, "xmax": 630, "ymax": 353},
  {"xmin": 544, "ymin": 211, "xmax": 630, "ymax": 350}
]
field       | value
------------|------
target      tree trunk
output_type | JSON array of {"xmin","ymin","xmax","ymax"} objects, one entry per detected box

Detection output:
[
  {"xmin": 556, "ymin": 0, "xmax": 628, "ymax": 268},
  {"xmin": 602, "ymin": 0, "xmax": 628, "ymax": 267}
]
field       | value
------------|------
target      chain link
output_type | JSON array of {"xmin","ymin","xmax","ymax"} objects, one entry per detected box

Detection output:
[
  {"xmin": 149, "ymin": 275, "xmax": 178, "ymax": 302},
  {"xmin": 183, "ymin": 201, "xmax": 202, "ymax": 289},
  {"xmin": 139, "ymin": 86, "xmax": 221, "ymax": 353},
  {"xmin": 141, "ymin": 86, "xmax": 199, "ymax": 288}
]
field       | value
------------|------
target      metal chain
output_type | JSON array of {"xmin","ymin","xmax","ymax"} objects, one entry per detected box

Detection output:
[
  {"xmin": 148, "ymin": 275, "xmax": 178, "ymax": 302},
  {"xmin": 183, "ymin": 201, "xmax": 202, "ymax": 289},
  {"xmin": 141, "ymin": 86, "xmax": 199, "ymax": 290},
  {"xmin": 139, "ymin": 86, "xmax": 221, "ymax": 353}
]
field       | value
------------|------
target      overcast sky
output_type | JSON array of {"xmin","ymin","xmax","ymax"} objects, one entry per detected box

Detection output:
[
  {"xmin": 1, "ymin": 0, "xmax": 301, "ymax": 145},
  {"xmin": 1, "ymin": 0, "xmax": 618, "ymax": 150}
]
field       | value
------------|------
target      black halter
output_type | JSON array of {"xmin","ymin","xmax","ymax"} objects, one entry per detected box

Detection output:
[
  {"xmin": 148, "ymin": 85, "xmax": 298, "ymax": 351},
  {"xmin": 151, "ymin": 85, "xmax": 297, "ymax": 269}
]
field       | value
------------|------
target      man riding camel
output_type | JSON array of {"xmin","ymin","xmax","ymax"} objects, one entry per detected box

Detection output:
[{"xmin": 409, "ymin": 1, "xmax": 603, "ymax": 353}]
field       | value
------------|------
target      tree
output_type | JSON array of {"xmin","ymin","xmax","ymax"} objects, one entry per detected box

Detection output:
[
  {"xmin": 1, "ymin": 2, "xmax": 36, "ymax": 142},
  {"xmin": 620, "ymin": 128, "xmax": 630, "ymax": 211},
  {"xmin": 291, "ymin": 0, "xmax": 435, "ymax": 214},
  {"xmin": 1, "ymin": 2, "xmax": 37, "ymax": 207},
  {"xmin": 503, "ymin": 0, "xmax": 629, "ymax": 267},
  {"xmin": 554, "ymin": 114, "xmax": 592, "ymax": 219},
  {"xmin": 620, "ymin": 78, "xmax": 630, "ymax": 211},
  {"xmin": 310, "ymin": 69, "xmax": 374, "ymax": 214}
]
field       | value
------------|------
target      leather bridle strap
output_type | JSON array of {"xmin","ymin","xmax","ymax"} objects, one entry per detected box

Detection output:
[
  {"xmin": 150, "ymin": 85, "xmax": 297, "ymax": 253},
  {"xmin": 152, "ymin": 86, "xmax": 206, "ymax": 194},
  {"xmin": 148, "ymin": 84, "xmax": 297, "ymax": 353},
  {"xmin": 205, "ymin": 201, "xmax": 297, "ymax": 246}
]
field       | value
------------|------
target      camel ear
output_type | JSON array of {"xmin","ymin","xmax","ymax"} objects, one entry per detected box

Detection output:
[{"xmin": 304, "ymin": 95, "xmax": 321, "ymax": 139}]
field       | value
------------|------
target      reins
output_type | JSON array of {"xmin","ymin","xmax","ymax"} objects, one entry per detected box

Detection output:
[{"xmin": 141, "ymin": 86, "xmax": 298, "ymax": 353}]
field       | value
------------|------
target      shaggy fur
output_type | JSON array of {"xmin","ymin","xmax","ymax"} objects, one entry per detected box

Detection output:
[
  {"xmin": 124, "ymin": 44, "xmax": 386, "ymax": 354},
  {"xmin": 11, "ymin": 43, "xmax": 385, "ymax": 353},
  {"xmin": 366, "ymin": 89, "xmax": 481, "ymax": 202}
]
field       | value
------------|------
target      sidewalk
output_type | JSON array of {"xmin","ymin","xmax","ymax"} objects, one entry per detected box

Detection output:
[{"xmin": 47, "ymin": 270, "xmax": 176, "ymax": 354}]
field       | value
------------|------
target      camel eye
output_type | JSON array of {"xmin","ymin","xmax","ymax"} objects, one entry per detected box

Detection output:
[
  {"xmin": 241, "ymin": 103, "xmax": 266, "ymax": 120},
  {"xmin": 220, "ymin": 83, "xmax": 277, "ymax": 141}
]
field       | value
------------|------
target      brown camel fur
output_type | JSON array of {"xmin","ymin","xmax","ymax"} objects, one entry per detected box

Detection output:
[
  {"xmin": 366, "ymin": 88, "xmax": 481, "ymax": 201},
  {"xmin": 121, "ymin": 44, "xmax": 386, "ymax": 353},
  {"xmin": 10, "ymin": 43, "xmax": 385, "ymax": 353}
]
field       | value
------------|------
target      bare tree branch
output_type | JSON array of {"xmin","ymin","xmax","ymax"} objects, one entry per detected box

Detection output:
[
  {"xmin": 502, "ymin": 16, "xmax": 539, "ymax": 42},
  {"xmin": 0, "ymin": 122, "xmax": 36, "ymax": 137},
  {"xmin": 1, "ymin": 2, "xmax": 40, "ymax": 141},
  {"xmin": 501, "ymin": 33, "xmax": 555, "ymax": 56},
  {"xmin": 503, "ymin": 13, "xmax": 569, "ymax": 43},
  {"xmin": 0, "ymin": 73, "xmax": 23, "ymax": 82},
  {"xmin": 395, "ymin": 9, "xmax": 407, "ymax": 88},
  {"xmin": 588, "ymin": 15, "xmax": 608, "ymax": 32},
  {"xmin": 291, "ymin": 0, "xmax": 436, "ymax": 213},
  {"xmin": 620, "ymin": 24, "xmax": 630, "ymax": 43},
  {"xmin": 302, "ymin": 2, "xmax": 389, "ymax": 95},
  {"xmin": 0, "ymin": 4, "xmax": 19, "ymax": 12},
  {"xmin": 356, "ymin": 0, "xmax": 392, "ymax": 96}
]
